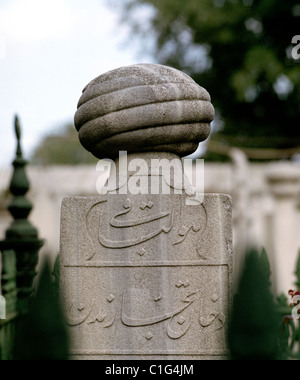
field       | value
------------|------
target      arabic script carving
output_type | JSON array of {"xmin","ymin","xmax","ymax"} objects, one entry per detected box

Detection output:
[
  {"xmin": 86, "ymin": 196, "xmax": 208, "ymax": 261},
  {"xmin": 65, "ymin": 277, "xmax": 226, "ymax": 341},
  {"xmin": 99, "ymin": 198, "xmax": 174, "ymax": 249}
]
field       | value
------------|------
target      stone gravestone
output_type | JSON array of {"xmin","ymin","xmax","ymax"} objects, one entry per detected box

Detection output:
[
  {"xmin": 60, "ymin": 64, "xmax": 233, "ymax": 360},
  {"xmin": 0, "ymin": 295, "xmax": 6, "ymax": 320}
]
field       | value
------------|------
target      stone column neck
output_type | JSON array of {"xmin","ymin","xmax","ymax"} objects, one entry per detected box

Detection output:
[
  {"xmin": 266, "ymin": 164, "xmax": 300, "ymax": 199},
  {"xmin": 104, "ymin": 151, "xmax": 188, "ymax": 196}
]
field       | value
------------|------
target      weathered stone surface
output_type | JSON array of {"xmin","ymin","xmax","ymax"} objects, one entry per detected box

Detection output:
[
  {"xmin": 74, "ymin": 64, "xmax": 214, "ymax": 159},
  {"xmin": 60, "ymin": 191, "xmax": 233, "ymax": 360},
  {"xmin": 61, "ymin": 64, "xmax": 232, "ymax": 360}
]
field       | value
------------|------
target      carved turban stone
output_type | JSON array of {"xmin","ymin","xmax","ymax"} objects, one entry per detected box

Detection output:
[{"xmin": 74, "ymin": 63, "xmax": 214, "ymax": 159}]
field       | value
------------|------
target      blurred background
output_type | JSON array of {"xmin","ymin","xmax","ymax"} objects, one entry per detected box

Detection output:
[{"xmin": 1, "ymin": 0, "xmax": 300, "ymax": 295}]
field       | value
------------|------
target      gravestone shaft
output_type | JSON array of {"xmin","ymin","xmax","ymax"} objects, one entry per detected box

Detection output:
[{"xmin": 60, "ymin": 64, "xmax": 233, "ymax": 360}]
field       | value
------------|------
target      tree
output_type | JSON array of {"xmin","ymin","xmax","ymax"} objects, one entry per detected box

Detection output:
[
  {"xmin": 228, "ymin": 249, "xmax": 280, "ymax": 360},
  {"xmin": 110, "ymin": 0, "xmax": 300, "ymax": 160},
  {"xmin": 31, "ymin": 124, "xmax": 98, "ymax": 165},
  {"xmin": 15, "ymin": 258, "xmax": 69, "ymax": 360}
]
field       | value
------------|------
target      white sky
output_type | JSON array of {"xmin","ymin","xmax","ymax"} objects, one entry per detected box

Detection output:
[{"xmin": 0, "ymin": 0, "xmax": 152, "ymax": 167}]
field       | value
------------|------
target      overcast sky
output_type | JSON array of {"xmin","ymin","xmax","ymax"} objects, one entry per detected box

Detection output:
[{"xmin": 0, "ymin": 0, "xmax": 152, "ymax": 168}]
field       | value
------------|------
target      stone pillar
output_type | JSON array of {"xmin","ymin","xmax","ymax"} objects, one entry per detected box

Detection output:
[
  {"xmin": 60, "ymin": 64, "xmax": 233, "ymax": 360},
  {"xmin": 266, "ymin": 163, "xmax": 300, "ymax": 294},
  {"xmin": 229, "ymin": 148, "xmax": 250, "ymax": 284}
]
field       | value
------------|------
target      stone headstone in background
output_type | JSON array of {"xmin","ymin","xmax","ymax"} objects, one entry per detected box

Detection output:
[
  {"xmin": 60, "ymin": 64, "xmax": 233, "ymax": 360},
  {"xmin": 0, "ymin": 295, "xmax": 5, "ymax": 320}
]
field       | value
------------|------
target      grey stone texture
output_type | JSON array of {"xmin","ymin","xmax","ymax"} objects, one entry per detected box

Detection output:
[
  {"xmin": 74, "ymin": 64, "xmax": 214, "ymax": 159},
  {"xmin": 60, "ymin": 190, "xmax": 232, "ymax": 360}
]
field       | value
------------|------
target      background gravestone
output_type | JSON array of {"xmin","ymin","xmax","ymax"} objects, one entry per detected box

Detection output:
[
  {"xmin": 0, "ymin": 295, "xmax": 5, "ymax": 320},
  {"xmin": 60, "ymin": 64, "xmax": 233, "ymax": 360}
]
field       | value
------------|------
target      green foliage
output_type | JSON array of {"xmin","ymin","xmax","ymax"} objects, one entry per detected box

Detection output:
[
  {"xmin": 14, "ymin": 258, "xmax": 69, "ymax": 360},
  {"xmin": 113, "ymin": 0, "xmax": 300, "ymax": 157},
  {"xmin": 228, "ymin": 248, "xmax": 280, "ymax": 360},
  {"xmin": 276, "ymin": 250, "xmax": 300, "ymax": 360},
  {"xmin": 260, "ymin": 247, "xmax": 272, "ymax": 288},
  {"xmin": 31, "ymin": 124, "xmax": 98, "ymax": 166}
]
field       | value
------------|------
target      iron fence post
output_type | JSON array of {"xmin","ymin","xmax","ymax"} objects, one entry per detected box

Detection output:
[{"xmin": 0, "ymin": 116, "xmax": 43, "ymax": 316}]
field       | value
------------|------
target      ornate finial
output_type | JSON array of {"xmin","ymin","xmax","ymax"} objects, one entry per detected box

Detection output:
[
  {"xmin": 9, "ymin": 116, "xmax": 29, "ymax": 200},
  {"xmin": 14, "ymin": 115, "xmax": 22, "ymax": 158},
  {"xmin": 7, "ymin": 116, "xmax": 36, "ymax": 234},
  {"xmin": 74, "ymin": 63, "xmax": 214, "ymax": 159},
  {"xmin": 0, "ymin": 116, "xmax": 43, "ymax": 316}
]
